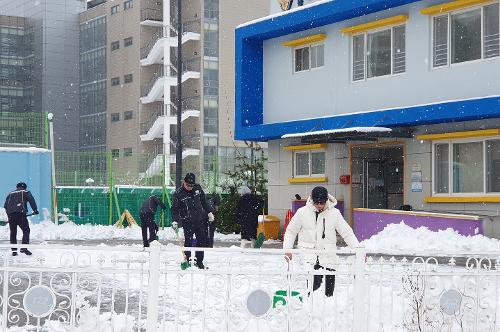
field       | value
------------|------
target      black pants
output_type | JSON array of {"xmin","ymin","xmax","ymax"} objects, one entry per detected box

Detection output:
[
  {"xmin": 183, "ymin": 222, "xmax": 207, "ymax": 263},
  {"xmin": 8, "ymin": 212, "xmax": 30, "ymax": 252},
  {"xmin": 241, "ymin": 220, "xmax": 258, "ymax": 241},
  {"xmin": 140, "ymin": 213, "xmax": 158, "ymax": 247},
  {"xmin": 313, "ymin": 262, "xmax": 336, "ymax": 297}
]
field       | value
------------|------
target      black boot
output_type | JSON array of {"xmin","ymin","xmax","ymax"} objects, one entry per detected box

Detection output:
[
  {"xmin": 12, "ymin": 252, "xmax": 17, "ymax": 256},
  {"xmin": 20, "ymin": 249, "xmax": 32, "ymax": 256}
]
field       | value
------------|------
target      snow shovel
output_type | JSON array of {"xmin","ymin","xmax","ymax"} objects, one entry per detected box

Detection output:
[
  {"xmin": 254, "ymin": 232, "xmax": 265, "ymax": 248},
  {"xmin": 174, "ymin": 228, "xmax": 191, "ymax": 270},
  {"xmin": 272, "ymin": 259, "xmax": 303, "ymax": 308}
]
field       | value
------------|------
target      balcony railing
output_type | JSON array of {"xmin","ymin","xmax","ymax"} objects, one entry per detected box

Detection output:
[{"xmin": 141, "ymin": 8, "xmax": 162, "ymax": 22}]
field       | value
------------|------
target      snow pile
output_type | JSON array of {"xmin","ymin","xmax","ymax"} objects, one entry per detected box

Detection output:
[
  {"xmin": 362, "ymin": 222, "xmax": 500, "ymax": 252},
  {"xmin": 0, "ymin": 220, "xmax": 241, "ymax": 242}
]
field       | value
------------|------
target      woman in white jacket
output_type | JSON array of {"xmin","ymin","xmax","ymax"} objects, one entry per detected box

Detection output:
[{"xmin": 283, "ymin": 186, "xmax": 359, "ymax": 297}]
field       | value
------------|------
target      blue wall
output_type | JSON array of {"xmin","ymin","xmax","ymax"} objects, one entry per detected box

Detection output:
[{"xmin": 0, "ymin": 148, "xmax": 52, "ymax": 223}]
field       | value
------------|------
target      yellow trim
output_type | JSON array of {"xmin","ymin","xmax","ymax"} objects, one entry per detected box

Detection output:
[
  {"xmin": 353, "ymin": 208, "xmax": 479, "ymax": 220},
  {"xmin": 417, "ymin": 128, "xmax": 500, "ymax": 140},
  {"xmin": 420, "ymin": 0, "xmax": 492, "ymax": 15},
  {"xmin": 340, "ymin": 15, "xmax": 409, "ymax": 34},
  {"xmin": 425, "ymin": 196, "xmax": 500, "ymax": 203},
  {"xmin": 288, "ymin": 176, "xmax": 328, "ymax": 183},
  {"xmin": 283, "ymin": 143, "xmax": 327, "ymax": 151},
  {"xmin": 281, "ymin": 34, "xmax": 327, "ymax": 47}
]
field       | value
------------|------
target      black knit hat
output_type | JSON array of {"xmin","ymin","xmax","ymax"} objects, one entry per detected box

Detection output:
[
  {"xmin": 16, "ymin": 182, "xmax": 27, "ymax": 190},
  {"xmin": 184, "ymin": 173, "xmax": 195, "ymax": 185},
  {"xmin": 311, "ymin": 186, "xmax": 328, "ymax": 203}
]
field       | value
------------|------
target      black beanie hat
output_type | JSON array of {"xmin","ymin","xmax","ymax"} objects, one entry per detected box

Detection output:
[
  {"xmin": 16, "ymin": 182, "xmax": 27, "ymax": 190},
  {"xmin": 311, "ymin": 186, "xmax": 328, "ymax": 203}
]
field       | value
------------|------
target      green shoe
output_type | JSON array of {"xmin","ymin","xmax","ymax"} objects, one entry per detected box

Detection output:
[{"xmin": 180, "ymin": 260, "xmax": 191, "ymax": 270}]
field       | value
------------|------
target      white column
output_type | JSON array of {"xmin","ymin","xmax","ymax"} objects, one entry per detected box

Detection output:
[
  {"xmin": 48, "ymin": 113, "xmax": 58, "ymax": 225},
  {"xmin": 163, "ymin": 0, "xmax": 172, "ymax": 184}
]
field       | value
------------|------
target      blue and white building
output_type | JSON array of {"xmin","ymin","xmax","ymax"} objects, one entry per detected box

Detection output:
[{"xmin": 235, "ymin": 0, "xmax": 500, "ymax": 237}]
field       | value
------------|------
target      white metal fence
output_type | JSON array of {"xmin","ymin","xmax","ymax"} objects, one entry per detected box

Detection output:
[{"xmin": 0, "ymin": 243, "xmax": 499, "ymax": 331}]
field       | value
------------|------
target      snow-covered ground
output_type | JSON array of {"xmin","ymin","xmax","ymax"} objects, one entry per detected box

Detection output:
[
  {"xmin": 2, "ymin": 221, "xmax": 500, "ymax": 331},
  {"xmin": 1, "ymin": 218, "xmax": 500, "ymax": 252}
]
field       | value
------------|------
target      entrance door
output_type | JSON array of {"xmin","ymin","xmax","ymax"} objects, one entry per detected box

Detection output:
[
  {"xmin": 351, "ymin": 145, "xmax": 404, "ymax": 210},
  {"xmin": 365, "ymin": 160, "xmax": 386, "ymax": 209}
]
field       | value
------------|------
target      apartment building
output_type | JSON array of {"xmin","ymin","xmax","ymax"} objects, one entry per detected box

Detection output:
[
  {"xmin": 0, "ymin": 0, "xmax": 86, "ymax": 151},
  {"xmin": 80, "ymin": 0, "xmax": 268, "ymax": 186},
  {"xmin": 236, "ymin": 0, "xmax": 500, "ymax": 237}
]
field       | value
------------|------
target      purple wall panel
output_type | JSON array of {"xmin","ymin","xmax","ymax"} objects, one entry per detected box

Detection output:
[{"xmin": 353, "ymin": 210, "xmax": 483, "ymax": 241}]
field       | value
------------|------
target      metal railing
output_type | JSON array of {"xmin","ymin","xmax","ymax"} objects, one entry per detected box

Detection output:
[
  {"xmin": 1, "ymin": 244, "xmax": 498, "ymax": 331},
  {"xmin": 141, "ymin": 8, "xmax": 162, "ymax": 22}
]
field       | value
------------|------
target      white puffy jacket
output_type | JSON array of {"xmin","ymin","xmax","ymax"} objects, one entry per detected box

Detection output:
[{"xmin": 283, "ymin": 194, "xmax": 359, "ymax": 268}]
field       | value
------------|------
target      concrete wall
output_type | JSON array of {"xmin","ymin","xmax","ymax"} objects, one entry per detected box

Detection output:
[
  {"xmin": 0, "ymin": 148, "xmax": 52, "ymax": 223},
  {"xmin": 218, "ymin": 0, "xmax": 269, "ymax": 148},
  {"xmin": 0, "ymin": 0, "xmax": 86, "ymax": 151},
  {"xmin": 262, "ymin": 0, "xmax": 500, "ymax": 124}
]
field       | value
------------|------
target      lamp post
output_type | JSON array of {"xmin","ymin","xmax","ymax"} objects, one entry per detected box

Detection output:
[
  {"xmin": 175, "ymin": 0, "xmax": 183, "ymax": 188},
  {"xmin": 48, "ymin": 113, "xmax": 58, "ymax": 225}
]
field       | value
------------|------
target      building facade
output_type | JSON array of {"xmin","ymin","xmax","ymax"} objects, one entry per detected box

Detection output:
[
  {"xmin": 81, "ymin": 0, "xmax": 268, "ymax": 186},
  {"xmin": 0, "ymin": 0, "xmax": 86, "ymax": 151},
  {"xmin": 236, "ymin": 0, "xmax": 500, "ymax": 237}
]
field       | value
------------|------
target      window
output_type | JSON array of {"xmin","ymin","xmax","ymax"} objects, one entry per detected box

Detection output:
[
  {"xmin": 124, "ymin": 111, "xmax": 133, "ymax": 120},
  {"xmin": 432, "ymin": 3, "xmax": 500, "ymax": 67},
  {"xmin": 111, "ymin": 113, "xmax": 120, "ymax": 122},
  {"xmin": 124, "ymin": 0, "xmax": 133, "ymax": 10},
  {"xmin": 294, "ymin": 44, "xmax": 324, "ymax": 73},
  {"xmin": 124, "ymin": 148, "xmax": 132, "ymax": 157},
  {"xmin": 124, "ymin": 74, "xmax": 133, "ymax": 83},
  {"xmin": 111, "ymin": 77, "xmax": 120, "ymax": 86},
  {"xmin": 111, "ymin": 149, "xmax": 120, "ymax": 158},
  {"xmin": 111, "ymin": 5, "xmax": 119, "ymax": 15},
  {"xmin": 293, "ymin": 150, "xmax": 325, "ymax": 177},
  {"xmin": 124, "ymin": 37, "xmax": 133, "ymax": 47},
  {"xmin": 432, "ymin": 138, "xmax": 500, "ymax": 195},
  {"xmin": 111, "ymin": 41, "xmax": 119, "ymax": 51},
  {"xmin": 352, "ymin": 25, "xmax": 406, "ymax": 81}
]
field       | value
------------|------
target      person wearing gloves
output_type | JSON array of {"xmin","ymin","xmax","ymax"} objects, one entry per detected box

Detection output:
[
  {"xmin": 4, "ymin": 182, "xmax": 38, "ymax": 256},
  {"xmin": 171, "ymin": 173, "xmax": 214, "ymax": 269},
  {"xmin": 283, "ymin": 186, "xmax": 359, "ymax": 297},
  {"xmin": 139, "ymin": 195, "xmax": 166, "ymax": 247},
  {"xmin": 236, "ymin": 186, "xmax": 263, "ymax": 248}
]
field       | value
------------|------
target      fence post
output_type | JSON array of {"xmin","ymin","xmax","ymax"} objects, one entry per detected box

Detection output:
[
  {"xmin": 146, "ymin": 241, "xmax": 161, "ymax": 331},
  {"xmin": 353, "ymin": 247, "xmax": 367, "ymax": 332}
]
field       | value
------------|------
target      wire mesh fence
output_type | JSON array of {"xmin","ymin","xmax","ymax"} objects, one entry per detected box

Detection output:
[{"xmin": 0, "ymin": 111, "xmax": 48, "ymax": 147}]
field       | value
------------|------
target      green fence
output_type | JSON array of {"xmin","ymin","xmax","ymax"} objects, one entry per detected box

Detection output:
[
  {"xmin": 56, "ymin": 186, "xmax": 174, "ymax": 227},
  {"xmin": 0, "ymin": 111, "xmax": 48, "ymax": 147}
]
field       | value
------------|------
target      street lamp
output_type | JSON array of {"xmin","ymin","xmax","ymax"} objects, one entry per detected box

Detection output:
[{"xmin": 48, "ymin": 113, "xmax": 58, "ymax": 225}]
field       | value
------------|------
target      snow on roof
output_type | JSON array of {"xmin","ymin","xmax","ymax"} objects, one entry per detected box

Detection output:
[
  {"xmin": 0, "ymin": 146, "xmax": 50, "ymax": 153},
  {"xmin": 237, "ymin": 0, "xmax": 333, "ymax": 29},
  {"xmin": 281, "ymin": 127, "xmax": 392, "ymax": 139}
]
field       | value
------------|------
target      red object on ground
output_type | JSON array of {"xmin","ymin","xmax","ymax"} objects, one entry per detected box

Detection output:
[{"xmin": 282, "ymin": 210, "xmax": 294, "ymax": 240}]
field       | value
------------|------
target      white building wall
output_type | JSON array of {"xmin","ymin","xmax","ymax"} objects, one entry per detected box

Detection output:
[{"xmin": 263, "ymin": 1, "xmax": 500, "ymax": 124}]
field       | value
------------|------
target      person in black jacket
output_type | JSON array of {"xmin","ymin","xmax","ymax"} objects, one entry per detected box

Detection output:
[
  {"xmin": 206, "ymin": 195, "xmax": 220, "ymax": 248},
  {"xmin": 236, "ymin": 186, "xmax": 263, "ymax": 248},
  {"xmin": 171, "ymin": 173, "xmax": 213, "ymax": 269},
  {"xmin": 4, "ymin": 182, "xmax": 38, "ymax": 256},
  {"xmin": 139, "ymin": 195, "xmax": 166, "ymax": 247}
]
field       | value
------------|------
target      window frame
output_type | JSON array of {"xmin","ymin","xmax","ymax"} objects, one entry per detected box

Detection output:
[
  {"xmin": 111, "ymin": 41, "xmax": 120, "ymax": 51},
  {"xmin": 124, "ymin": 111, "xmax": 133, "ymax": 120},
  {"xmin": 431, "ymin": 2, "xmax": 500, "ymax": 69},
  {"xmin": 124, "ymin": 37, "xmax": 133, "ymax": 47},
  {"xmin": 111, "ymin": 5, "xmax": 119, "ymax": 15},
  {"xmin": 293, "ymin": 149, "xmax": 326, "ymax": 178},
  {"xmin": 111, "ymin": 77, "xmax": 120, "ymax": 86},
  {"xmin": 111, "ymin": 149, "xmax": 120, "ymax": 158},
  {"xmin": 111, "ymin": 113, "xmax": 120, "ymax": 122},
  {"xmin": 431, "ymin": 136, "xmax": 500, "ymax": 196},
  {"xmin": 351, "ymin": 23, "xmax": 406, "ymax": 82},
  {"xmin": 124, "ymin": 74, "xmax": 133, "ymax": 84},
  {"xmin": 293, "ymin": 42, "xmax": 325, "ymax": 74},
  {"xmin": 124, "ymin": 0, "xmax": 133, "ymax": 10},
  {"xmin": 123, "ymin": 147, "xmax": 133, "ymax": 157}
]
